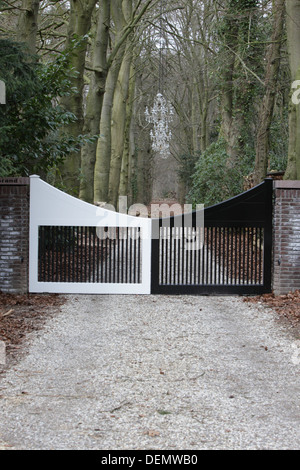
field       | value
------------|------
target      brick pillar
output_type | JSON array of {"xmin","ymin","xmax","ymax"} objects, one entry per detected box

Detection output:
[
  {"xmin": 0, "ymin": 178, "xmax": 30, "ymax": 293},
  {"xmin": 273, "ymin": 181, "xmax": 300, "ymax": 295}
]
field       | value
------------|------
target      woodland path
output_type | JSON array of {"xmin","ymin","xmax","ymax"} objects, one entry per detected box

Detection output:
[{"xmin": 0, "ymin": 293, "xmax": 299, "ymax": 450}]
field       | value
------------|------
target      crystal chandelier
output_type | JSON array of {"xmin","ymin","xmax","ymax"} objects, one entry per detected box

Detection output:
[
  {"xmin": 145, "ymin": 0, "xmax": 174, "ymax": 159},
  {"xmin": 145, "ymin": 93, "xmax": 174, "ymax": 158}
]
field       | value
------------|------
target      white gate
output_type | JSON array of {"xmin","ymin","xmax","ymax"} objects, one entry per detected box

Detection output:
[{"xmin": 29, "ymin": 175, "xmax": 152, "ymax": 294}]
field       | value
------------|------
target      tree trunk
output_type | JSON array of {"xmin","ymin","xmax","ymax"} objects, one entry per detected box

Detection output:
[
  {"xmin": 93, "ymin": 42, "xmax": 127, "ymax": 203},
  {"xmin": 93, "ymin": 0, "xmax": 128, "ymax": 204},
  {"xmin": 191, "ymin": 79, "xmax": 200, "ymax": 155},
  {"xmin": 219, "ymin": 0, "xmax": 259, "ymax": 162},
  {"xmin": 113, "ymin": 62, "xmax": 135, "ymax": 202},
  {"xmin": 107, "ymin": 52, "xmax": 132, "ymax": 208},
  {"xmin": 219, "ymin": 4, "xmax": 239, "ymax": 157},
  {"xmin": 108, "ymin": 35, "xmax": 133, "ymax": 208},
  {"xmin": 93, "ymin": 0, "xmax": 155, "ymax": 203},
  {"xmin": 253, "ymin": 0, "xmax": 285, "ymax": 185},
  {"xmin": 285, "ymin": 0, "xmax": 300, "ymax": 180},
  {"xmin": 119, "ymin": 64, "xmax": 136, "ymax": 204},
  {"xmin": 79, "ymin": 0, "xmax": 111, "ymax": 203},
  {"xmin": 60, "ymin": 0, "xmax": 97, "ymax": 195},
  {"xmin": 17, "ymin": 0, "xmax": 40, "ymax": 54}
]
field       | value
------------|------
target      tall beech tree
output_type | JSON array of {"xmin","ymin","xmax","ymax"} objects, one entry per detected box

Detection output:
[
  {"xmin": 218, "ymin": 0, "xmax": 262, "ymax": 163},
  {"xmin": 253, "ymin": 0, "xmax": 285, "ymax": 185},
  {"xmin": 108, "ymin": 41, "xmax": 134, "ymax": 209},
  {"xmin": 79, "ymin": 0, "xmax": 111, "ymax": 203},
  {"xmin": 93, "ymin": 0, "xmax": 156, "ymax": 204},
  {"xmin": 17, "ymin": 0, "xmax": 40, "ymax": 54},
  {"xmin": 285, "ymin": 0, "xmax": 300, "ymax": 179},
  {"xmin": 60, "ymin": 0, "xmax": 98, "ymax": 195}
]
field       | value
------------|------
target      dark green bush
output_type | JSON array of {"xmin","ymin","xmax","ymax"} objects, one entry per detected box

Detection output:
[
  {"xmin": 187, "ymin": 138, "xmax": 252, "ymax": 207},
  {"xmin": 0, "ymin": 38, "xmax": 96, "ymax": 177}
]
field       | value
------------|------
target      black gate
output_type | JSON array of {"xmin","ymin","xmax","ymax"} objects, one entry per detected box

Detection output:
[{"xmin": 151, "ymin": 179, "xmax": 273, "ymax": 295}]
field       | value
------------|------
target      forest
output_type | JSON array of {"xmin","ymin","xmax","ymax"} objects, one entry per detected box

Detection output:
[{"xmin": 0, "ymin": 0, "xmax": 300, "ymax": 208}]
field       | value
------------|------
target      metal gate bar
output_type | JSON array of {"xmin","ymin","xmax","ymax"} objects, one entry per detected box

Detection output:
[
  {"xmin": 38, "ymin": 226, "xmax": 142, "ymax": 284},
  {"xmin": 151, "ymin": 179, "xmax": 273, "ymax": 295},
  {"xmin": 157, "ymin": 226, "xmax": 264, "ymax": 287}
]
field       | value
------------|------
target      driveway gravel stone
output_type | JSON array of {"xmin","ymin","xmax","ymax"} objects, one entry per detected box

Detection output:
[{"xmin": 0, "ymin": 294, "xmax": 299, "ymax": 450}]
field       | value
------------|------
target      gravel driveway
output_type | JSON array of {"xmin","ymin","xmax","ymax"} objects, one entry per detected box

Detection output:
[{"xmin": 0, "ymin": 294, "xmax": 299, "ymax": 450}]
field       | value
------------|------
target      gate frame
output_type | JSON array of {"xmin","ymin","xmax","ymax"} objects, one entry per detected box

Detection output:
[
  {"xmin": 29, "ymin": 176, "xmax": 273, "ymax": 296},
  {"xmin": 29, "ymin": 175, "xmax": 152, "ymax": 295},
  {"xmin": 151, "ymin": 178, "xmax": 273, "ymax": 295}
]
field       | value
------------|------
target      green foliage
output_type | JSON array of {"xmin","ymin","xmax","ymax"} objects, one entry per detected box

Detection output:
[
  {"xmin": 0, "ymin": 38, "xmax": 96, "ymax": 177},
  {"xmin": 229, "ymin": 0, "xmax": 258, "ymax": 13},
  {"xmin": 177, "ymin": 151, "xmax": 198, "ymax": 191},
  {"xmin": 187, "ymin": 139, "xmax": 252, "ymax": 208},
  {"xmin": 269, "ymin": 110, "xmax": 289, "ymax": 172},
  {"xmin": 218, "ymin": 0, "xmax": 267, "ymax": 127},
  {"xmin": 0, "ymin": 156, "xmax": 14, "ymax": 177}
]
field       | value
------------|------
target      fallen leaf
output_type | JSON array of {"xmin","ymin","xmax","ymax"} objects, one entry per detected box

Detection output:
[
  {"xmin": 145, "ymin": 430, "xmax": 160, "ymax": 437},
  {"xmin": 1, "ymin": 309, "xmax": 14, "ymax": 318}
]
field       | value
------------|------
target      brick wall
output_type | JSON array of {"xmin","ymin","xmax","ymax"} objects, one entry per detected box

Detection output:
[
  {"xmin": 0, "ymin": 178, "xmax": 30, "ymax": 293},
  {"xmin": 273, "ymin": 181, "xmax": 300, "ymax": 295}
]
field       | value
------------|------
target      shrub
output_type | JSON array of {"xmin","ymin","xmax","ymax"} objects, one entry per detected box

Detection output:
[{"xmin": 187, "ymin": 138, "xmax": 251, "ymax": 207}]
